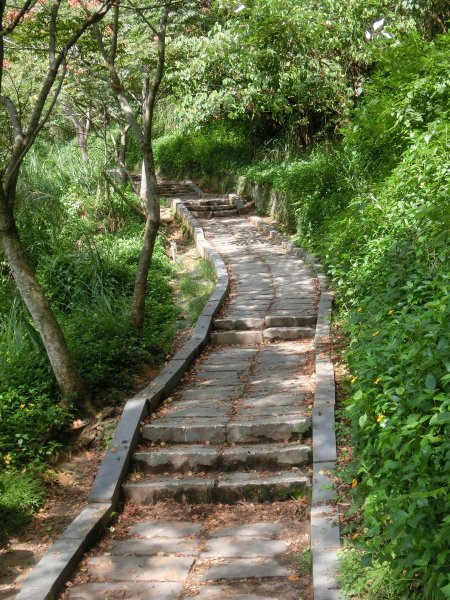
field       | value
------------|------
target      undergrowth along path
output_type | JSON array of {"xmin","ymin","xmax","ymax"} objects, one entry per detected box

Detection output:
[{"xmin": 62, "ymin": 184, "xmax": 330, "ymax": 600}]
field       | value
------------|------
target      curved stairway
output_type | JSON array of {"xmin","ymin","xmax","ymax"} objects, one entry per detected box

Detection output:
[{"xmin": 67, "ymin": 184, "xmax": 318, "ymax": 600}]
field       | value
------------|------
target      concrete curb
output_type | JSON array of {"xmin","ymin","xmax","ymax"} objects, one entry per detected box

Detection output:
[
  {"xmin": 16, "ymin": 198, "xmax": 229, "ymax": 600},
  {"xmin": 247, "ymin": 215, "xmax": 342, "ymax": 600}
]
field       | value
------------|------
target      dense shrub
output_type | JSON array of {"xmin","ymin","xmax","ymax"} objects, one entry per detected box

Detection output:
[
  {"xmin": 154, "ymin": 121, "xmax": 255, "ymax": 179},
  {"xmin": 0, "ymin": 140, "xmax": 178, "ymax": 479},
  {"xmin": 231, "ymin": 34, "xmax": 450, "ymax": 598},
  {"xmin": 0, "ymin": 472, "xmax": 46, "ymax": 541}
]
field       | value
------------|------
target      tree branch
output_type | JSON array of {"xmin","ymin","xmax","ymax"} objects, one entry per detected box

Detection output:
[
  {"xmin": 0, "ymin": 94, "xmax": 23, "ymax": 145},
  {"xmin": 49, "ymin": 0, "xmax": 62, "ymax": 69},
  {"xmin": 143, "ymin": 0, "xmax": 170, "ymax": 140},
  {"xmin": 89, "ymin": 16, "xmax": 144, "ymax": 144},
  {"xmin": 103, "ymin": 170, "xmax": 146, "ymax": 221},
  {"xmin": 0, "ymin": 0, "xmax": 38, "ymax": 37}
]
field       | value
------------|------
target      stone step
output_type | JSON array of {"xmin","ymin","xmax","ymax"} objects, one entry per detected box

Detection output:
[
  {"xmin": 133, "ymin": 442, "xmax": 311, "ymax": 473},
  {"xmin": 214, "ymin": 316, "xmax": 316, "ymax": 331},
  {"xmin": 191, "ymin": 210, "xmax": 239, "ymax": 218},
  {"xmin": 184, "ymin": 199, "xmax": 234, "ymax": 207},
  {"xmin": 141, "ymin": 416, "xmax": 310, "ymax": 445},
  {"xmin": 210, "ymin": 327, "xmax": 315, "ymax": 345},
  {"xmin": 123, "ymin": 471, "xmax": 310, "ymax": 504},
  {"xmin": 185, "ymin": 204, "xmax": 236, "ymax": 212}
]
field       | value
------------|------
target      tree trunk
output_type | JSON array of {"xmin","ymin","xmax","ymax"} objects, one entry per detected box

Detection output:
[
  {"xmin": 0, "ymin": 189, "xmax": 92, "ymax": 412},
  {"xmin": 63, "ymin": 100, "xmax": 90, "ymax": 162},
  {"xmin": 119, "ymin": 123, "xmax": 128, "ymax": 183},
  {"xmin": 131, "ymin": 153, "xmax": 160, "ymax": 330}
]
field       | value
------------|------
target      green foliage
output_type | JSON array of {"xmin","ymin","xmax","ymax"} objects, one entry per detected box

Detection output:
[
  {"xmin": 243, "ymin": 145, "xmax": 353, "ymax": 233},
  {"xmin": 154, "ymin": 121, "xmax": 255, "ymax": 179},
  {"xmin": 0, "ymin": 387, "xmax": 72, "ymax": 469},
  {"xmin": 177, "ymin": 258, "xmax": 216, "ymax": 324},
  {"xmin": 338, "ymin": 548, "xmax": 414, "ymax": 599},
  {"xmin": 0, "ymin": 471, "xmax": 46, "ymax": 542},
  {"xmin": 230, "ymin": 34, "xmax": 450, "ymax": 598},
  {"xmin": 0, "ymin": 139, "xmax": 178, "ymax": 472},
  {"xmin": 167, "ymin": 0, "xmax": 422, "ymax": 143},
  {"xmin": 297, "ymin": 548, "xmax": 312, "ymax": 577}
]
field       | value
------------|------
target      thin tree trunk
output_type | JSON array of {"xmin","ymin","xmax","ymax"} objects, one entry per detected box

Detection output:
[
  {"xmin": 0, "ymin": 190, "xmax": 92, "ymax": 412},
  {"xmin": 63, "ymin": 100, "xmax": 90, "ymax": 162},
  {"xmin": 119, "ymin": 123, "xmax": 128, "ymax": 183},
  {"xmin": 131, "ymin": 152, "xmax": 160, "ymax": 329}
]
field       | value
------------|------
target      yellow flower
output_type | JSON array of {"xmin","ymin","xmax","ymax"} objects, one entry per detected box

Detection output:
[
  {"xmin": 351, "ymin": 376, "xmax": 358, "ymax": 384},
  {"xmin": 388, "ymin": 310, "xmax": 394, "ymax": 315},
  {"xmin": 4, "ymin": 453, "xmax": 12, "ymax": 465},
  {"xmin": 351, "ymin": 478, "xmax": 358, "ymax": 488},
  {"xmin": 374, "ymin": 377, "xmax": 381, "ymax": 385},
  {"xmin": 20, "ymin": 403, "xmax": 25, "ymax": 409},
  {"xmin": 352, "ymin": 533, "xmax": 360, "ymax": 540},
  {"xmin": 377, "ymin": 414, "xmax": 385, "ymax": 422},
  {"xmin": 372, "ymin": 331, "xmax": 379, "ymax": 336},
  {"xmin": 29, "ymin": 403, "xmax": 35, "ymax": 407},
  {"xmin": 357, "ymin": 307, "xmax": 362, "ymax": 312}
]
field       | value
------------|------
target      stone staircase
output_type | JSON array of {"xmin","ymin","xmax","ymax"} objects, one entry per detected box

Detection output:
[
  {"xmin": 131, "ymin": 177, "xmax": 241, "ymax": 218},
  {"xmin": 122, "ymin": 214, "xmax": 316, "ymax": 507},
  {"xmin": 183, "ymin": 197, "xmax": 239, "ymax": 219},
  {"xmin": 123, "ymin": 344, "xmax": 312, "ymax": 505}
]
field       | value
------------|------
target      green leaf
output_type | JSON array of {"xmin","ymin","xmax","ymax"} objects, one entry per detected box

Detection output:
[
  {"xmin": 425, "ymin": 373, "xmax": 436, "ymax": 391},
  {"xmin": 429, "ymin": 413, "xmax": 450, "ymax": 426},
  {"xmin": 359, "ymin": 414, "xmax": 368, "ymax": 428}
]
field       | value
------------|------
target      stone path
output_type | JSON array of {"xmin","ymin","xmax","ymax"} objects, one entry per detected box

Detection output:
[{"xmin": 66, "ymin": 191, "xmax": 317, "ymax": 599}]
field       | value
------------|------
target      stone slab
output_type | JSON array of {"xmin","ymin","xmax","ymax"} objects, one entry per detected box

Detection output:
[
  {"xmin": 17, "ymin": 537, "xmax": 86, "ymax": 598},
  {"xmin": 142, "ymin": 420, "xmax": 227, "ymax": 444},
  {"xmin": 264, "ymin": 316, "xmax": 316, "ymax": 328},
  {"xmin": 69, "ymin": 582, "xmax": 184, "ymax": 600},
  {"xmin": 240, "ymin": 394, "xmax": 305, "ymax": 408},
  {"xmin": 312, "ymin": 462, "xmax": 337, "ymax": 505},
  {"xmin": 129, "ymin": 521, "xmax": 202, "ymax": 538},
  {"xmin": 166, "ymin": 403, "xmax": 229, "ymax": 418},
  {"xmin": 88, "ymin": 399, "xmax": 147, "ymax": 504},
  {"xmin": 214, "ymin": 318, "xmax": 265, "ymax": 331},
  {"xmin": 312, "ymin": 407, "xmax": 337, "ymax": 463},
  {"xmin": 211, "ymin": 331, "xmax": 263, "ymax": 345},
  {"xmin": 263, "ymin": 327, "xmax": 314, "ymax": 341},
  {"xmin": 197, "ymin": 557, "xmax": 291, "ymax": 581},
  {"xmin": 60, "ymin": 503, "xmax": 111, "ymax": 544},
  {"xmin": 209, "ymin": 523, "xmax": 284, "ymax": 538},
  {"xmin": 217, "ymin": 471, "xmax": 310, "ymax": 502},
  {"xmin": 123, "ymin": 476, "xmax": 215, "ymax": 504},
  {"xmin": 109, "ymin": 537, "xmax": 198, "ymax": 556},
  {"xmin": 226, "ymin": 417, "xmax": 311, "ymax": 443},
  {"xmin": 88, "ymin": 555, "xmax": 194, "ymax": 582},
  {"xmin": 311, "ymin": 505, "xmax": 342, "ymax": 600},
  {"xmin": 179, "ymin": 387, "xmax": 241, "ymax": 402},
  {"xmin": 222, "ymin": 443, "xmax": 311, "ymax": 468},
  {"xmin": 201, "ymin": 537, "xmax": 287, "ymax": 558},
  {"xmin": 134, "ymin": 446, "xmax": 220, "ymax": 472}
]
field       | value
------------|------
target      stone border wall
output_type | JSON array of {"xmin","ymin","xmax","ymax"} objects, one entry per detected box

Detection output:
[
  {"xmin": 247, "ymin": 215, "xmax": 342, "ymax": 600},
  {"xmin": 16, "ymin": 200, "xmax": 229, "ymax": 600}
]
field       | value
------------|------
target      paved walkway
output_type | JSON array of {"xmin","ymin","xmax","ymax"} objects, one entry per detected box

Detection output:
[{"xmin": 66, "ymin": 209, "xmax": 317, "ymax": 599}]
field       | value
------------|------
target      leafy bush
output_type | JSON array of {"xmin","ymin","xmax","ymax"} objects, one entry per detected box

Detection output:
[
  {"xmin": 0, "ymin": 140, "xmax": 178, "ymax": 478},
  {"xmin": 154, "ymin": 121, "xmax": 255, "ymax": 179},
  {"xmin": 237, "ymin": 34, "xmax": 450, "ymax": 598},
  {"xmin": 0, "ymin": 471, "xmax": 46, "ymax": 541},
  {"xmin": 0, "ymin": 386, "xmax": 72, "ymax": 469}
]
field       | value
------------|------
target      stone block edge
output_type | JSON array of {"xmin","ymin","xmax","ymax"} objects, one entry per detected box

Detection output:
[{"xmin": 246, "ymin": 212, "xmax": 342, "ymax": 599}]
